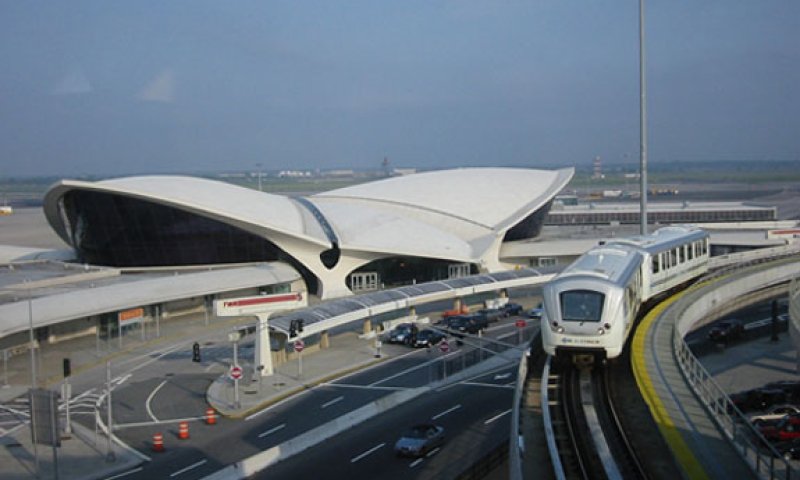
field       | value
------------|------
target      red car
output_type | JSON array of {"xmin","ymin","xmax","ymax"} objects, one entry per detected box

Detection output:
[{"xmin": 760, "ymin": 414, "xmax": 800, "ymax": 442}]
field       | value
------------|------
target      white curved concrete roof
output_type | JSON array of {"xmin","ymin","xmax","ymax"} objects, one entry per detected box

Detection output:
[{"xmin": 44, "ymin": 176, "xmax": 330, "ymax": 247}]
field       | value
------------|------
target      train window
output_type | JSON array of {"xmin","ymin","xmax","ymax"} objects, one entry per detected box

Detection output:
[
  {"xmin": 652, "ymin": 256, "xmax": 660, "ymax": 273},
  {"xmin": 560, "ymin": 290, "xmax": 604, "ymax": 322},
  {"xmin": 687, "ymin": 244, "xmax": 694, "ymax": 260},
  {"xmin": 679, "ymin": 246, "xmax": 685, "ymax": 263}
]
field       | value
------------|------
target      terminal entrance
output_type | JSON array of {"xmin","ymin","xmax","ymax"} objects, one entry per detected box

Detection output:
[{"xmin": 347, "ymin": 257, "xmax": 478, "ymax": 290}]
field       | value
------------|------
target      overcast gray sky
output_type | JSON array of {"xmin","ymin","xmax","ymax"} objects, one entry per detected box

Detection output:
[{"xmin": 1, "ymin": 1, "xmax": 798, "ymax": 177}]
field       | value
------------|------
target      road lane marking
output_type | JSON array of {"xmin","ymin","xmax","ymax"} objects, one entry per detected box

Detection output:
[
  {"xmin": 258, "ymin": 423, "xmax": 286, "ymax": 438},
  {"xmin": 170, "ymin": 459, "xmax": 207, "ymax": 477},
  {"xmin": 350, "ymin": 442, "xmax": 385, "ymax": 463},
  {"xmin": 425, "ymin": 447, "xmax": 440, "ymax": 457},
  {"xmin": 321, "ymin": 396, "xmax": 344, "ymax": 409},
  {"xmin": 432, "ymin": 404, "xmax": 461, "ymax": 420},
  {"xmin": 321, "ymin": 383, "xmax": 407, "ymax": 391},
  {"xmin": 461, "ymin": 382, "xmax": 515, "ymax": 390},
  {"xmin": 484, "ymin": 409, "xmax": 512, "ymax": 425},
  {"xmin": 409, "ymin": 458, "xmax": 424, "ymax": 468},
  {"xmin": 493, "ymin": 372, "xmax": 512, "ymax": 380},
  {"xmin": 105, "ymin": 467, "xmax": 144, "ymax": 479},
  {"xmin": 145, "ymin": 380, "xmax": 168, "ymax": 423}
]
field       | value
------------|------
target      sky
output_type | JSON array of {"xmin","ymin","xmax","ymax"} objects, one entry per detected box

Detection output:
[{"xmin": 1, "ymin": 1, "xmax": 798, "ymax": 177}]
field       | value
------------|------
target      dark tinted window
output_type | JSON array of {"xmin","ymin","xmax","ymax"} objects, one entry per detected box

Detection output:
[{"xmin": 560, "ymin": 290, "xmax": 605, "ymax": 322}]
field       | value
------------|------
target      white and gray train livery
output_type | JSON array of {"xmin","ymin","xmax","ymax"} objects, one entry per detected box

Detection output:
[{"xmin": 541, "ymin": 226, "xmax": 709, "ymax": 361}]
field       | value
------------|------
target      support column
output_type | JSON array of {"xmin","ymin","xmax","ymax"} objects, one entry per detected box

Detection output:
[
  {"xmin": 362, "ymin": 318, "xmax": 372, "ymax": 335},
  {"xmin": 409, "ymin": 306, "xmax": 417, "ymax": 317},
  {"xmin": 255, "ymin": 313, "xmax": 274, "ymax": 376},
  {"xmin": 320, "ymin": 331, "xmax": 330, "ymax": 349},
  {"xmin": 499, "ymin": 289, "xmax": 508, "ymax": 299}
]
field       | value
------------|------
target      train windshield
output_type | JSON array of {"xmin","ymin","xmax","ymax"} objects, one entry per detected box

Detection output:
[{"xmin": 560, "ymin": 290, "xmax": 605, "ymax": 322}]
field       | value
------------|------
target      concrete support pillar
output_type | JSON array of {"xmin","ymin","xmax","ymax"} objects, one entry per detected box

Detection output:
[
  {"xmin": 453, "ymin": 298, "xmax": 462, "ymax": 311},
  {"xmin": 320, "ymin": 331, "xmax": 330, "ymax": 349},
  {"xmin": 409, "ymin": 306, "xmax": 417, "ymax": 317},
  {"xmin": 499, "ymin": 289, "xmax": 508, "ymax": 299},
  {"xmin": 254, "ymin": 314, "xmax": 274, "ymax": 376},
  {"xmin": 363, "ymin": 318, "xmax": 372, "ymax": 335}
]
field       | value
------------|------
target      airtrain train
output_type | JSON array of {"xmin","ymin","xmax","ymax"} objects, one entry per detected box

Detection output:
[{"xmin": 541, "ymin": 226, "xmax": 710, "ymax": 362}]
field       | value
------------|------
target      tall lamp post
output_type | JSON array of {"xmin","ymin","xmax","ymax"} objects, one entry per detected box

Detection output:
[{"xmin": 639, "ymin": 0, "xmax": 649, "ymax": 235}]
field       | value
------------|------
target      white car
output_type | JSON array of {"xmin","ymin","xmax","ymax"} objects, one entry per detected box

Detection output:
[{"xmin": 750, "ymin": 405, "xmax": 800, "ymax": 427}]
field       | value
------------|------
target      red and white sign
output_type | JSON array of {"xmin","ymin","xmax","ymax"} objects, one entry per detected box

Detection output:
[
  {"xmin": 215, "ymin": 292, "xmax": 307, "ymax": 317},
  {"xmin": 118, "ymin": 307, "xmax": 145, "ymax": 326},
  {"xmin": 294, "ymin": 339, "xmax": 305, "ymax": 353},
  {"xmin": 229, "ymin": 365, "xmax": 243, "ymax": 380},
  {"xmin": 515, "ymin": 319, "xmax": 526, "ymax": 328},
  {"xmin": 439, "ymin": 340, "xmax": 450, "ymax": 353}
]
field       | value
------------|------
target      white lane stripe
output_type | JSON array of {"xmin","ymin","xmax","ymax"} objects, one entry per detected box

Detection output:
[
  {"xmin": 105, "ymin": 467, "xmax": 143, "ymax": 479},
  {"xmin": 170, "ymin": 459, "xmax": 207, "ymax": 477},
  {"xmin": 432, "ymin": 404, "xmax": 461, "ymax": 420},
  {"xmin": 257, "ymin": 423, "xmax": 286, "ymax": 438},
  {"xmin": 409, "ymin": 458, "xmax": 424, "ymax": 468},
  {"xmin": 425, "ymin": 447, "xmax": 440, "ymax": 457},
  {"xmin": 484, "ymin": 409, "xmax": 512, "ymax": 425},
  {"xmin": 145, "ymin": 380, "xmax": 168, "ymax": 423},
  {"xmin": 321, "ymin": 396, "xmax": 344, "ymax": 409},
  {"xmin": 350, "ymin": 442, "xmax": 385, "ymax": 463}
]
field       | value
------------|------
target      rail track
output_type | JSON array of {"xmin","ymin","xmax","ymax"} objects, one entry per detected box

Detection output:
[{"xmin": 544, "ymin": 358, "xmax": 649, "ymax": 480}]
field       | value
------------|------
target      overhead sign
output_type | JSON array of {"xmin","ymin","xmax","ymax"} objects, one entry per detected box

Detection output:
[
  {"xmin": 118, "ymin": 307, "xmax": 145, "ymax": 325},
  {"xmin": 229, "ymin": 365, "xmax": 243, "ymax": 380},
  {"xmin": 294, "ymin": 339, "xmax": 305, "ymax": 353},
  {"xmin": 215, "ymin": 292, "xmax": 307, "ymax": 317}
]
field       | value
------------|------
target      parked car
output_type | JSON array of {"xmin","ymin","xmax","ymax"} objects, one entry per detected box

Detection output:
[
  {"xmin": 731, "ymin": 388, "xmax": 787, "ymax": 413},
  {"xmin": 774, "ymin": 438, "xmax": 800, "ymax": 461},
  {"xmin": 759, "ymin": 414, "xmax": 800, "ymax": 442},
  {"xmin": 751, "ymin": 405, "xmax": 800, "ymax": 427},
  {"xmin": 386, "ymin": 323, "xmax": 418, "ymax": 345},
  {"xmin": 476, "ymin": 308, "xmax": 503, "ymax": 323},
  {"xmin": 411, "ymin": 329, "xmax": 446, "ymax": 348},
  {"xmin": 394, "ymin": 424, "xmax": 445, "ymax": 457},
  {"xmin": 764, "ymin": 381, "xmax": 800, "ymax": 403},
  {"xmin": 708, "ymin": 319, "xmax": 745, "ymax": 343},
  {"xmin": 527, "ymin": 303, "xmax": 544, "ymax": 320},
  {"xmin": 445, "ymin": 314, "xmax": 488, "ymax": 335},
  {"xmin": 500, "ymin": 302, "xmax": 524, "ymax": 317}
]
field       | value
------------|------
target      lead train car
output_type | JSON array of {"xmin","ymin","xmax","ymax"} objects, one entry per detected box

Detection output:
[{"xmin": 541, "ymin": 226, "xmax": 709, "ymax": 362}]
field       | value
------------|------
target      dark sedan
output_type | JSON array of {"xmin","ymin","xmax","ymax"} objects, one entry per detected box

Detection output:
[{"xmin": 411, "ymin": 329, "xmax": 446, "ymax": 348}]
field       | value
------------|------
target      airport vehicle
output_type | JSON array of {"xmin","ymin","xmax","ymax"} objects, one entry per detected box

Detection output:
[
  {"xmin": 541, "ymin": 226, "xmax": 710, "ymax": 362},
  {"xmin": 475, "ymin": 308, "xmax": 503, "ymax": 323},
  {"xmin": 445, "ymin": 314, "xmax": 488, "ymax": 335},
  {"xmin": 501, "ymin": 302, "xmax": 524, "ymax": 317},
  {"xmin": 394, "ymin": 424, "xmax": 445, "ymax": 457},
  {"xmin": 760, "ymin": 414, "xmax": 800, "ymax": 442},
  {"xmin": 411, "ymin": 329, "xmax": 445, "ymax": 348},
  {"xmin": 527, "ymin": 303, "xmax": 544, "ymax": 320},
  {"xmin": 731, "ymin": 388, "xmax": 787, "ymax": 413},
  {"xmin": 386, "ymin": 323, "xmax": 417, "ymax": 345},
  {"xmin": 751, "ymin": 405, "xmax": 800, "ymax": 427},
  {"xmin": 774, "ymin": 438, "xmax": 800, "ymax": 461},
  {"xmin": 708, "ymin": 319, "xmax": 745, "ymax": 343}
]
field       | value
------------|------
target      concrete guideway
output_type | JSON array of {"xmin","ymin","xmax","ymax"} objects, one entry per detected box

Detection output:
[{"xmin": 632, "ymin": 256, "xmax": 800, "ymax": 480}]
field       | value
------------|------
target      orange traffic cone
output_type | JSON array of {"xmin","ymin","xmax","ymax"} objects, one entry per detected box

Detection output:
[
  {"xmin": 152, "ymin": 433, "xmax": 165, "ymax": 452},
  {"xmin": 178, "ymin": 421, "xmax": 190, "ymax": 440},
  {"xmin": 205, "ymin": 408, "xmax": 216, "ymax": 425}
]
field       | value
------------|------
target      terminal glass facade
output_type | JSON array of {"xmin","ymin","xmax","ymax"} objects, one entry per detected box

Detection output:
[{"xmin": 60, "ymin": 191, "xmax": 285, "ymax": 267}]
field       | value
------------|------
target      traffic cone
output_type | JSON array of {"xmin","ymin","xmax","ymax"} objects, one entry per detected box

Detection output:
[
  {"xmin": 205, "ymin": 408, "xmax": 216, "ymax": 425},
  {"xmin": 178, "ymin": 421, "xmax": 190, "ymax": 440},
  {"xmin": 152, "ymin": 433, "xmax": 165, "ymax": 452}
]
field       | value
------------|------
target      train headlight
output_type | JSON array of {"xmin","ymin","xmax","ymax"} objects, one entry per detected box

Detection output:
[
  {"xmin": 604, "ymin": 323, "xmax": 611, "ymax": 330},
  {"xmin": 597, "ymin": 328, "xmax": 605, "ymax": 335},
  {"xmin": 556, "ymin": 326, "xmax": 565, "ymax": 333}
]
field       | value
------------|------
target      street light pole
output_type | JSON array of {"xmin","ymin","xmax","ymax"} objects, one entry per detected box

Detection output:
[{"xmin": 639, "ymin": 0, "xmax": 649, "ymax": 235}]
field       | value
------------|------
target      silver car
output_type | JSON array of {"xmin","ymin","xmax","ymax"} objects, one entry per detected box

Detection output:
[{"xmin": 394, "ymin": 424, "xmax": 445, "ymax": 457}]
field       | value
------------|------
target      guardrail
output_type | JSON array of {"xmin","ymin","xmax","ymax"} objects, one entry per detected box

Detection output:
[{"xmin": 671, "ymin": 257, "xmax": 800, "ymax": 479}]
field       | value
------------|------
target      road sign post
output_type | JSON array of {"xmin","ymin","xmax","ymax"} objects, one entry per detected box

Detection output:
[
  {"xmin": 515, "ymin": 319, "xmax": 526, "ymax": 344},
  {"xmin": 294, "ymin": 340, "xmax": 305, "ymax": 378}
]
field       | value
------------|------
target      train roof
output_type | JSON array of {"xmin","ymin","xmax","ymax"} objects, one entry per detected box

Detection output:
[
  {"xmin": 557, "ymin": 244, "xmax": 642, "ymax": 285},
  {"xmin": 604, "ymin": 226, "xmax": 707, "ymax": 255}
]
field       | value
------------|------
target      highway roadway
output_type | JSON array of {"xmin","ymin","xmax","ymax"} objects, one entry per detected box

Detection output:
[{"xmin": 91, "ymin": 317, "xmax": 531, "ymax": 479}]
